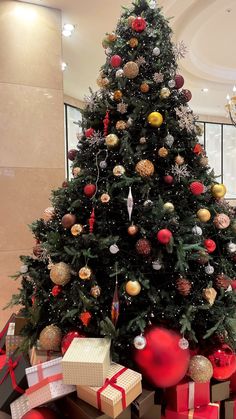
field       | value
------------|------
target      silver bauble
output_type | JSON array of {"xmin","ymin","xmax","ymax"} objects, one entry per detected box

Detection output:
[
  {"xmin": 99, "ymin": 160, "xmax": 107, "ymax": 169},
  {"xmin": 179, "ymin": 337, "xmax": 189, "ymax": 350},
  {"xmin": 109, "ymin": 244, "xmax": 119, "ymax": 254},
  {"xmin": 192, "ymin": 225, "xmax": 203, "ymax": 236},
  {"xmin": 20, "ymin": 265, "xmax": 28, "ymax": 274},
  {"xmin": 227, "ymin": 242, "xmax": 236, "ymax": 253},
  {"xmin": 152, "ymin": 260, "xmax": 162, "ymax": 270},
  {"xmin": 205, "ymin": 264, "xmax": 214, "ymax": 275},
  {"xmin": 153, "ymin": 47, "xmax": 160, "ymax": 56},
  {"xmin": 165, "ymin": 134, "xmax": 174, "ymax": 147},
  {"xmin": 144, "ymin": 199, "xmax": 153, "ymax": 207},
  {"xmin": 168, "ymin": 79, "xmax": 176, "ymax": 88},
  {"xmin": 116, "ymin": 69, "xmax": 124, "ymax": 78},
  {"xmin": 133, "ymin": 335, "xmax": 147, "ymax": 350}
]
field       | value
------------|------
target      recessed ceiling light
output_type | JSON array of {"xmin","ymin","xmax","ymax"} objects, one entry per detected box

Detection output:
[
  {"xmin": 201, "ymin": 88, "xmax": 208, "ymax": 92},
  {"xmin": 62, "ymin": 23, "xmax": 75, "ymax": 37},
  {"xmin": 62, "ymin": 62, "xmax": 68, "ymax": 71}
]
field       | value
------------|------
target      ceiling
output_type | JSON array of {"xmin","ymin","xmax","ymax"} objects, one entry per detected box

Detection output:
[{"xmin": 18, "ymin": 0, "xmax": 236, "ymax": 117}]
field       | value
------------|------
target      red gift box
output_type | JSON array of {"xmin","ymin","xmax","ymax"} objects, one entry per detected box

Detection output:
[
  {"xmin": 230, "ymin": 370, "xmax": 236, "ymax": 394},
  {"xmin": 165, "ymin": 403, "xmax": 220, "ymax": 419},
  {"xmin": 165, "ymin": 379, "xmax": 210, "ymax": 412}
]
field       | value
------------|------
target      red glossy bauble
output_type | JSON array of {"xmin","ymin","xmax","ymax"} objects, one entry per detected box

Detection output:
[
  {"xmin": 134, "ymin": 326, "xmax": 190, "ymax": 387},
  {"xmin": 110, "ymin": 55, "xmax": 122, "ymax": 68},
  {"xmin": 62, "ymin": 180, "xmax": 68, "ymax": 188},
  {"xmin": 33, "ymin": 243, "xmax": 43, "ymax": 257},
  {"xmin": 61, "ymin": 331, "xmax": 85, "ymax": 355},
  {"xmin": 68, "ymin": 149, "xmax": 78, "ymax": 161},
  {"xmin": 132, "ymin": 17, "xmax": 147, "ymax": 32},
  {"xmin": 22, "ymin": 407, "xmax": 58, "ymax": 419},
  {"xmin": 51, "ymin": 285, "xmax": 62, "ymax": 297},
  {"xmin": 157, "ymin": 229, "xmax": 172, "ymax": 244},
  {"xmin": 207, "ymin": 344, "xmax": 236, "ymax": 380},
  {"xmin": 175, "ymin": 74, "xmax": 184, "ymax": 89},
  {"xmin": 84, "ymin": 184, "xmax": 96, "ymax": 198},
  {"xmin": 182, "ymin": 89, "xmax": 192, "ymax": 102},
  {"xmin": 190, "ymin": 181, "xmax": 204, "ymax": 196},
  {"xmin": 85, "ymin": 128, "xmax": 95, "ymax": 138},
  {"xmin": 164, "ymin": 175, "xmax": 174, "ymax": 184},
  {"xmin": 204, "ymin": 239, "xmax": 216, "ymax": 253}
]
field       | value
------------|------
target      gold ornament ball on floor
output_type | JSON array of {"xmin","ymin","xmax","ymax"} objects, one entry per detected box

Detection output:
[
  {"xmin": 39, "ymin": 325, "xmax": 62, "ymax": 351},
  {"xmin": 116, "ymin": 120, "xmax": 127, "ymax": 131},
  {"xmin": 135, "ymin": 160, "xmax": 154, "ymax": 178},
  {"xmin": 211, "ymin": 184, "xmax": 227, "ymax": 199},
  {"xmin": 197, "ymin": 208, "xmax": 211, "ymax": 223},
  {"xmin": 147, "ymin": 111, "xmax": 163, "ymax": 127},
  {"xmin": 129, "ymin": 37, "xmax": 138, "ymax": 48},
  {"xmin": 160, "ymin": 87, "xmax": 171, "ymax": 98},
  {"xmin": 140, "ymin": 82, "xmax": 150, "ymax": 93},
  {"xmin": 163, "ymin": 202, "xmax": 175, "ymax": 213},
  {"xmin": 100, "ymin": 193, "xmax": 110, "ymax": 203},
  {"xmin": 158, "ymin": 147, "xmax": 168, "ymax": 157},
  {"xmin": 79, "ymin": 266, "xmax": 92, "ymax": 280},
  {"xmin": 213, "ymin": 213, "xmax": 230, "ymax": 229},
  {"xmin": 113, "ymin": 165, "xmax": 125, "ymax": 176},
  {"xmin": 113, "ymin": 90, "xmax": 123, "ymax": 101},
  {"xmin": 105, "ymin": 133, "xmax": 120, "ymax": 149},
  {"xmin": 123, "ymin": 61, "xmax": 139, "ymax": 79},
  {"xmin": 50, "ymin": 262, "xmax": 71, "ymax": 286},
  {"xmin": 43, "ymin": 207, "xmax": 55, "ymax": 222},
  {"xmin": 71, "ymin": 224, "xmax": 83, "ymax": 236},
  {"xmin": 128, "ymin": 224, "xmax": 139, "ymax": 236},
  {"xmin": 125, "ymin": 280, "xmax": 141, "ymax": 296},
  {"xmin": 175, "ymin": 154, "xmax": 185, "ymax": 165},
  {"xmin": 188, "ymin": 355, "xmax": 213, "ymax": 383}
]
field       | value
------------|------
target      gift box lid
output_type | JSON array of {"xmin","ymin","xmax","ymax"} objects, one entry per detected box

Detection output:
[
  {"xmin": 26, "ymin": 373, "xmax": 64, "ymax": 394},
  {"xmin": 63, "ymin": 338, "xmax": 111, "ymax": 364},
  {"xmin": 26, "ymin": 356, "xmax": 62, "ymax": 375},
  {"xmin": 26, "ymin": 356, "xmax": 62, "ymax": 387}
]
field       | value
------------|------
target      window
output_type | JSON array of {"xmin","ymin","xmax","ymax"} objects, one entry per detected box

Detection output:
[{"xmin": 64, "ymin": 104, "xmax": 82, "ymax": 179}]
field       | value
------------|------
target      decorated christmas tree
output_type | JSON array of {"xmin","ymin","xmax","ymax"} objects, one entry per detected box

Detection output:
[{"xmin": 11, "ymin": 0, "xmax": 236, "ymax": 388}]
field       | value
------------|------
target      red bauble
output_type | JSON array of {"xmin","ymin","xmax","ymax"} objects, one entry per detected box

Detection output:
[
  {"xmin": 204, "ymin": 239, "xmax": 216, "ymax": 253},
  {"xmin": 33, "ymin": 243, "xmax": 43, "ymax": 257},
  {"xmin": 62, "ymin": 180, "xmax": 68, "ymax": 188},
  {"xmin": 134, "ymin": 326, "xmax": 190, "ymax": 387},
  {"xmin": 189, "ymin": 181, "xmax": 204, "ymax": 196},
  {"xmin": 22, "ymin": 407, "xmax": 58, "ymax": 419},
  {"xmin": 68, "ymin": 149, "xmax": 78, "ymax": 161},
  {"xmin": 175, "ymin": 74, "xmax": 184, "ymax": 89},
  {"xmin": 207, "ymin": 344, "xmax": 236, "ymax": 380},
  {"xmin": 85, "ymin": 128, "xmax": 95, "ymax": 138},
  {"xmin": 61, "ymin": 331, "xmax": 84, "ymax": 355},
  {"xmin": 164, "ymin": 175, "xmax": 174, "ymax": 184},
  {"xmin": 110, "ymin": 55, "xmax": 122, "ymax": 68},
  {"xmin": 182, "ymin": 89, "xmax": 192, "ymax": 102},
  {"xmin": 157, "ymin": 229, "xmax": 172, "ymax": 245},
  {"xmin": 135, "ymin": 238, "xmax": 151, "ymax": 256},
  {"xmin": 51, "ymin": 285, "xmax": 62, "ymax": 297},
  {"xmin": 84, "ymin": 184, "xmax": 96, "ymax": 198},
  {"xmin": 61, "ymin": 213, "xmax": 76, "ymax": 229},
  {"xmin": 132, "ymin": 17, "xmax": 147, "ymax": 32}
]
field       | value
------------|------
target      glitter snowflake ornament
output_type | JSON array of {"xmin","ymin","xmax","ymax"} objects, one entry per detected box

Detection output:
[
  {"xmin": 133, "ymin": 335, "xmax": 147, "ymax": 350},
  {"xmin": 153, "ymin": 72, "xmax": 164, "ymax": 83},
  {"xmin": 117, "ymin": 102, "xmax": 128, "ymax": 114},
  {"xmin": 171, "ymin": 164, "xmax": 190, "ymax": 182},
  {"xmin": 174, "ymin": 40, "xmax": 188, "ymax": 60},
  {"xmin": 89, "ymin": 131, "xmax": 104, "ymax": 146},
  {"xmin": 136, "ymin": 56, "xmax": 146, "ymax": 67},
  {"xmin": 175, "ymin": 106, "xmax": 198, "ymax": 133}
]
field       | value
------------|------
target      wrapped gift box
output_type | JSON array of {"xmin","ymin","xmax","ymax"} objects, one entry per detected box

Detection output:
[
  {"xmin": 0, "ymin": 355, "xmax": 6, "ymax": 371},
  {"xmin": 5, "ymin": 323, "xmax": 24, "ymax": 360},
  {"xmin": 62, "ymin": 337, "xmax": 111, "ymax": 386},
  {"xmin": 211, "ymin": 380, "xmax": 230, "ymax": 403},
  {"xmin": 77, "ymin": 362, "xmax": 142, "ymax": 418},
  {"xmin": 26, "ymin": 373, "xmax": 76, "ymax": 409},
  {"xmin": 131, "ymin": 404, "xmax": 161, "ymax": 419},
  {"xmin": 223, "ymin": 397, "xmax": 236, "ymax": 419},
  {"xmin": 26, "ymin": 356, "xmax": 62, "ymax": 387},
  {"xmin": 57, "ymin": 394, "xmax": 131, "ymax": 419},
  {"xmin": 230, "ymin": 371, "xmax": 236, "ymax": 395},
  {"xmin": 131, "ymin": 387, "xmax": 155, "ymax": 417},
  {"xmin": 10, "ymin": 394, "xmax": 30, "ymax": 419},
  {"xmin": 165, "ymin": 379, "xmax": 210, "ymax": 412},
  {"xmin": 29, "ymin": 345, "xmax": 61, "ymax": 366},
  {"xmin": 0, "ymin": 353, "xmax": 30, "ymax": 413},
  {"xmin": 165, "ymin": 402, "xmax": 220, "ymax": 419},
  {"xmin": 14, "ymin": 316, "xmax": 28, "ymax": 336},
  {"xmin": 0, "ymin": 314, "xmax": 15, "ymax": 355}
]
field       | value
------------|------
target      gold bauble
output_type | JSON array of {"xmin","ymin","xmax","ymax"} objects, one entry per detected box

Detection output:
[
  {"xmin": 50, "ymin": 262, "xmax": 71, "ymax": 286},
  {"xmin": 128, "ymin": 224, "xmax": 139, "ymax": 236},
  {"xmin": 79, "ymin": 266, "xmax": 92, "ymax": 280},
  {"xmin": 90, "ymin": 285, "xmax": 101, "ymax": 298},
  {"xmin": 213, "ymin": 213, "xmax": 230, "ymax": 229},
  {"xmin": 71, "ymin": 224, "xmax": 83, "ymax": 236},
  {"xmin": 113, "ymin": 165, "xmax": 125, "ymax": 176},
  {"xmin": 97, "ymin": 76, "xmax": 109, "ymax": 88},
  {"xmin": 107, "ymin": 33, "xmax": 117, "ymax": 42},
  {"xmin": 140, "ymin": 82, "xmax": 150, "ymax": 93},
  {"xmin": 163, "ymin": 202, "xmax": 175, "ymax": 213},
  {"xmin": 39, "ymin": 325, "xmax": 62, "ymax": 351},
  {"xmin": 43, "ymin": 207, "xmax": 55, "ymax": 222},
  {"xmin": 125, "ymin": 280, "xmax": 141, "ymax": 296},
  {"xmin": 129, "ymin": 37, "xmax": 138, "ymax": 48},
  {"xmin": 199, "ymin": 156, "xmax": 208, "ymax": 167},
  {"xmin": 116, "ymin": 120, "xmax": 127, "ymax": 131},
  {"xmin": 202, "ymin": 287, "xmax": 217, "ymax": 306},
  {"xmin": 175, "ymin": 154, "xmax": 185, "ymax": 165},
  {"xmin": 100, "ymin": 193, "xmax": 110, "ymax": 203},
  {"xmin": 188, "ymin": 355, "xmax": 213, "ymax": 383},
  {"xmin": 211, "ymin": 184, "xmax": 227, "ymax": 199},
  {"xmin": 197, "ymin": 208, "xmax": 211, "ymax": 223},
  {"xmin": 105, "ymin": 134, "xmax": 120, "ymax": 149},
  {"xmin": 135, "ymin": 160, "xmax": 154, "ymax": 178},
  {"xmin": 147, "ymin": 112, "xmax": 163, "ymax": 128},
  {"xmin": 72, "ymin": 167, "xmax": 81, "ymax": 177},
  {"xmin": 123, "ymin": 61, "xmax": 139, "ymax": 79},
  {"xmin": 158, "ymin": 147, "xmax": 168, "ymax": 158},
  {"xmin": 113, "ymin": 90, "xmax": 123, "ymax": 101},
  {"xmin": 160, "ymin": 87, "xmax": 171, "ymax": 99},
  {"xmin": 128, "ymin": 16, "xmax": 136, "ymax": 27}
]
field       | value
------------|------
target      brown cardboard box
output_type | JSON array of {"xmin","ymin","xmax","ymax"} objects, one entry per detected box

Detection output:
[
  {"xmin": 131, "ymin": 388, "xmax": 155, "ymax": 417},
  {"xmin": 14, "ymin": 317, "xmax": 28, "ymax": 336}
]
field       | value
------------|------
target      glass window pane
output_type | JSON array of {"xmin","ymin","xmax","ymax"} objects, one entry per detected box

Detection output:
[
  {"xmin": 197, "ymin": 122, "xmax": 205, "ymax": 146},
  {"xmin": 205, "ymin": 123, "xmax": 222, "ymax": 183},
  {"xmin": 65, "ymin": 104, "xmax": 82, "ymax": 180},
  {"xmin": 223, "ymin": 124, "xmax": 236, "ymax": 199}
]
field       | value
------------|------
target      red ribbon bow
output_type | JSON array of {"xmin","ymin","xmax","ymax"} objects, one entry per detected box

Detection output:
[
  {"xmin": 0, "ymin": 357, "xmax": 24, "ymax": 394},
  {"xmin": 97, "ymin": 367, "xmax": 127, "ymax": 411}
]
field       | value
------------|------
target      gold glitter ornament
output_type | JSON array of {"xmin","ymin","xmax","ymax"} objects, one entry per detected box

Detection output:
[
  {"xmin": 97, "ymin": 76, "xmax": 109, "ymax": 88},
  {"xmin": 158, "ymin": 147, "xmax": 168, "ymax": 157},
  {"xmin": 116, "ymin": 120, "xmax": 127, "ymax": 131},
  {"xmin": 125, "ymin": 280, "xmax": 141, "ymax": 296},
  {"xmin": 113, "ymin": 90, "xmax": 123, "ymax": 101},
  {"xmin": 79, "ymin": 266, "xmax": 92, "ymax": 280},
  {"xmin": 71, "ymin": 224, "xmax": 83, "ymax": 236},
  {"xmin": 90, "ymin": 285, "xmax": 101, "ymax": 298},
  {"xmin": 140, "ymin": 82, "xmax": 150, "ymax": 93},
  {"xmin": 160, "ymin": 87, "xmax": 171, "ymax": 98},
  {"xmin": 107, "ymin": 33, "xmax": 117, "ymax": 42},
  {"xmin": 197, "ymin": 208, "xmax": 211, "ymax": 223},
  {"xmin": 39, "ymin": 325, "xmax": 62, "ymax": 351},
  {"xmin": 202, "ymin": 287, "xmax": 217, "ymax": 306},
  {"xmin": 199, "ymin": 156, "xmax": 208, "ymax": 167},
  {"xmin": 147, "ymin": 112, "xmax": 163, "ymax": 127},
  {"xmin": 105, "ymin": 133, "xmax": 120, "ymax": 149},
  {"xmin": 135, "ymin": 160, "xmax": 154, "ymax": 178},
  {"xmin": 113, "ymin": 165, "xmax": 125, "ymax": 176},
  {"xmin": 129, "ymin": 37, "xmax": 138, "ymax": 48},
  {"xmin": 188, "ymin": 355, "xmax": 213, "ymax": 383},
  {"xmin": 175, "ymin": 154, "xmax": 185, "ymax": 165},
  {"xmin": 50, "ymin": 262, "xmax": 71, "ymax": 286},
  {"xmin": 72, "ymin": 167, "xmax": 81, "ymax": 177},
  {"xmin": 43, "ymin": 207, "xmax": 55, "ymax": 222},
  {"xmin": 211, "ymin": 184, "xmax": 227, "ymax": 199},
  {"xmin": 213, "ymin": 213, "xmax": 230, "ymax": 229},
  {"xmin": 100, "ymin": 193, "xmax": 110, "ymax": 203},
  {"xmin": 163, "ymin": 202, "xmax": 175, "ymax": 213},
  {"xmin": 128, "ymin": 16, "xmax": 136, "ymax": 27},
  {"xmin": 123, "ymin": 61, "xmax": 139, "ymax": 79}
]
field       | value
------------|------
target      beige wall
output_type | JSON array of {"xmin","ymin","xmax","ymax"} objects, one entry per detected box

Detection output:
[{"xmin": 0, "ymin": 1, "xmax": 65, "ymax": 329}]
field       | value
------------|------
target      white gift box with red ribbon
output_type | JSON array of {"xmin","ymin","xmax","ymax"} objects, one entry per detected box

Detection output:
[{"xmin": 26, "ymin": 356, "xmax": 62, "ymax": 387}]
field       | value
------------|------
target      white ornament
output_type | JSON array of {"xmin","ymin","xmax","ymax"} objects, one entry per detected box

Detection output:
[
  {"xmin": 20, "ymin": 265, "xmax": 28, "ymax": 274},
  {"xmin": 109, "ymin": 244, "xmax": 119, "ymax": 254},
  {"xmin": 127, "ymin": 117, "xmax": 133, "ymax": 127},
  {"xmin": 227, "ymin": 242, "xmax": 236, "ymax": 253},
  {"xmin": 99, "ymin": 160, "xmax": 107, "ymax": 169},
  {"xmin": 179, "ymin": 337, "xmax": 189, "ymax": 350},
  {"xmin": 144, "ymin": 199, "xmax": 153, "ymax": 207},
  {"xmin": 149, "ymin": 0, "xmax": 157, "ymax": 9},
  {"xmin": 192, "ymin": 225, "xmax": 202, "ymax": 236},
  {"xmin": 153, "ymin": 47, "xmax": 160, "ymax": 56},
  {"xmin": 168, "ymin": 79, "xmax": 175, "ymax": 88},
  {"xmin": 105, "ymin": 47, "xmax": 112, "ymax": 56},
  {"xmin": 116, "ymin": 69, "xmax": 124, "ymax": 78},
  {"xmin": 152, "ymin": 260, "xmax": 162, "ymax": 270},
  {"xmin": 205, "ymin": 264, "xmax": 214, "ymax": 275},
  {"xmin": 127, "ymin": 187, "xmax": 133, "ymax": 222},
  {"xmin": 133, "ymin": 335, "xmax": 147, "ymax": 350},
  {"xmin": 165, "ymin": 134, "xmax": 174, "ymax": 147}
]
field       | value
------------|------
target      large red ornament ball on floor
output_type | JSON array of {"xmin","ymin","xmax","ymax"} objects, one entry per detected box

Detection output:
[
  {"xmin": 134, "ymin": 326, "xmax": 190, "ymax": 387},
  {"xmin": 110, "ymin": 54, "xmax": 122, "ymax": 68},
  {"xmin": 132, "ymin": 16, "xmax": 147, "ymax": 32},
  {"xmin": 67, "ymin": 149, "xmax": 78, "ymax": 161},
  {"xmin": 204, "ymin": 239, "xmax": 216, "ymax": 253},
  {"xmin": 207, "ymin": 344, "xmax": 236, "ymax": 380},
  {"xmin": 189, "ymin": 181, "xmax": 204, "ymax": 196},
  {"xmin": 157, "ymin": 229, "xmax": 172, "ymax": 244},
  {"xmin": 22, "ymin": 407, "xmax": 58, "ymax": 419},
  {"xmin": 175, "ymin": 74, "xmax": 184, "ymax": 89},
  {"xmin": 61, "ymin": 331, "xmax": 85, "ymax": 354},
  {"xmin": 84, "ymin": 183, "xmax": 96, "ymax": 197}
]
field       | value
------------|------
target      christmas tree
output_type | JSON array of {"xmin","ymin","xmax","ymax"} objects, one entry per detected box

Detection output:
[{"xmin": 11, "ymin": 0, "xmax": 236, "ymax": 388}]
